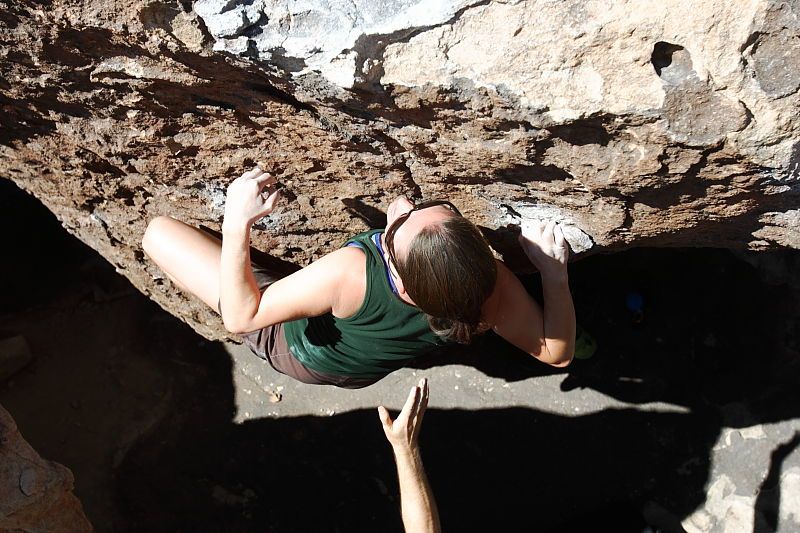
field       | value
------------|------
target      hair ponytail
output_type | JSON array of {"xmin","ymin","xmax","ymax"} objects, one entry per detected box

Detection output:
[{"xmin": 426, "ymin": 315, "xmax": 486, "ymax": 345}]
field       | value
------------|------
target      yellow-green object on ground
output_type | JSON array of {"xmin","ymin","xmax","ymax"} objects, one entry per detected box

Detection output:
[{"xmin": 574, "ymin": 325, "xmax": 597, "ymax": 360}]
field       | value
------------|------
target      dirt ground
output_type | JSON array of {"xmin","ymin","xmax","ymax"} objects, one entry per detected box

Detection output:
[{"xmin": 2, "ymin": 178, "xmax": 800, "ymax": 532}]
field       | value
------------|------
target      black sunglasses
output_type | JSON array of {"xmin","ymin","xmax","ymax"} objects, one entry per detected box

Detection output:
[{"xmin": 384, "ymin": 200, "xmax": 462, "ymax": 269}]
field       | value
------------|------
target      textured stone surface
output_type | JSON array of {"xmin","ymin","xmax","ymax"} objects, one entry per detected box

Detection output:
[
  {"xmin": 0, "ymin": 405, "xmax": 92, "ymax": 532},
  {"xmin": 201, "ymin": 0, "xmax": 485, "ymax": 86},
  {"xmin": 679, "ymin": 403, "xmax": 800, "ymax": 532},
  {"xmin": 0, "ymin": 0, "xmax": 799, "ymax": 340}
]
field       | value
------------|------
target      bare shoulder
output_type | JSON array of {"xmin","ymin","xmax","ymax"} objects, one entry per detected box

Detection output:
[
  {"xmin": 327, "ymin": 245, "xmax": 367, "ymax": 275},
  {"xmin": 303, "ymin": 246, "xmax": 366, "ymax": 286},
  {"xmin": 304, "ymin": 245, "xmax": 365, "ymax": 270},
  {"xmin": 325, "ymin": 245, "xmax": 367, "ymax": 318}
]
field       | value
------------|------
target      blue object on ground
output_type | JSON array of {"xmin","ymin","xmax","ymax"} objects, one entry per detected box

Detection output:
[{"xmin": 625, "ymin": 292, "xmax": 644, "ymax": 313}]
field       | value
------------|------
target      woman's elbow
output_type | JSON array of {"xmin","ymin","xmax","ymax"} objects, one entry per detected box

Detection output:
[
  {"xmin": 222, "ymin": 316, "xmax": 251, "ymax": 335},
  {"xmin": 548, "ymin": 355, "xmax": 574, "ymax": 368},
  {"xmin": 531, "ymin": 346, "xmax": 574, "ymax": 368},
  {"xmin": 222, "ymin": 322, "xmax": 243, "ymax": 335}
]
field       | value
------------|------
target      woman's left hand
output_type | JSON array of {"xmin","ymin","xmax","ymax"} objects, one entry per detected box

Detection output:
[{"xmin": 222, "ymin": 166, "xmax": 281, "ymax": 231}]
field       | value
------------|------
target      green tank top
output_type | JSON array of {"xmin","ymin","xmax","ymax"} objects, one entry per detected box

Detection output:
[{"xmin": 283, "ymin": 229, "xmax": 450, "ymax": 377}]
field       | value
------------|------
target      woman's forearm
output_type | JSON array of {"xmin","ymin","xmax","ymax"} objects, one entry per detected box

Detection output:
[
  {"xmin": 541, "ymin": 273, "xmax": 576, "ymax": 366},
  {"xmin": 394, "ymin": 448, "xmax": 441, "ymax": 533},
  {"xmin": 219, "ymin": 224, "xmax": 261, "ymax": 333}
]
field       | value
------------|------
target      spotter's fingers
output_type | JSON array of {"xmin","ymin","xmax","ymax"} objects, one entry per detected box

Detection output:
[
  {"xmin": 396, "ymin": 385, "xmax": 420, "ymax": 425},
  {"xmin": 417, "ymin": 378, "xmax": 429, "ymax": 421},
  {"xmin": 377, "ymin": 406, "xmax": 393, "ymax": 429}
]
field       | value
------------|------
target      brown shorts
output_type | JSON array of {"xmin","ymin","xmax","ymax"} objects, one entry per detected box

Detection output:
[{"xmin": 220, "ymin": 264, "xmax": 381, "ymax": 389}]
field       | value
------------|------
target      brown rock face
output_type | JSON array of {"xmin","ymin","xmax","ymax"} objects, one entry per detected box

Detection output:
[
  {"xmin": 0, "ymin": 404, "xmax": 92, "ymax": 532},
  {"xmin": 1, "ymin": 0, "xmax": 798, "ymax": 340}
]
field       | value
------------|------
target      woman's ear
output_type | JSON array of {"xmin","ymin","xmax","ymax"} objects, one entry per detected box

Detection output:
[
  {"xmin": 394, "ymin": 272, "xmax": 406, "ymax": 295},
  {"xmin": 391, "ymin": 265, "xmax": 416, "ymax": 305},
  {"xmin": 395, "ymin": 275, "xmax": 417, "ymax": 306},
  {"xmin": 388, "ymin": 260, "xmax": 406, "ymax": 294}
]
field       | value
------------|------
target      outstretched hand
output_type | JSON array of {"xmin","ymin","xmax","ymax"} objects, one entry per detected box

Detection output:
[
  {"xmin": 518, "ymin": 220, "xmax": 569, "ymax": 280},
  {"xmin": 378, "ymin": 378, "xmax": 429, "ymax": 453},
  {"xmin": 222, "ymin": 166, "xmax": 281, "ymax": 231}
]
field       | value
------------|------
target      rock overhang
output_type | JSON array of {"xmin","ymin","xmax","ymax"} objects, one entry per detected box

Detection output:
[{"xmin": 0, "ymin": 0, "xmax": 798, "ymax": 339}]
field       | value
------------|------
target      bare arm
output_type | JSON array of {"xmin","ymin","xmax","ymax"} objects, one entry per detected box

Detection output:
[
  {"xmin": 220, "ymin": 167, "xmax": 279, "ymax": 333},
  {"xmin": 539, "ymin": 271, "xmax": 575, "ymax": 365},
  {"xmin": 219, "ymin": 166, "xmax": 363, "ymax": 333},
  {"xmin": 378, "ymin": 379, "xmax": 441, "ymax": 533},
  {"xmin": 485, "ymin": 220, "xmax": 575, "ymax": 367},
  {"xmin": 519, "ymin": 220, "xmax": 575, "ymax": 365},
  {"xmin": 394, "ymin": 449, "xmax": 439, "ymax": 533}
]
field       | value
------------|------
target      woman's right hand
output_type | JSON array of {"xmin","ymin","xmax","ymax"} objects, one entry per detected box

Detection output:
[
  {"xmin": 518, "ymin": 220, "xmax": 569, "ymax": 280},
  {"xmin": 222, "ymin": 166, "xmax": 281, "ymax": 232}
]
